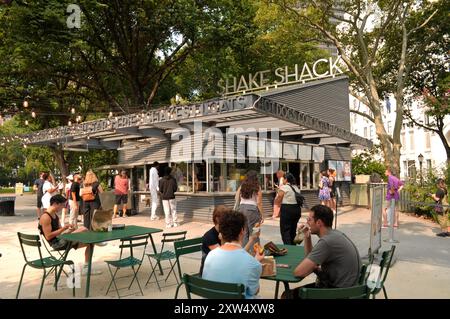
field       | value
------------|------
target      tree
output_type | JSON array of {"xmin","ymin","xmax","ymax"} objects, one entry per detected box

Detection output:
[{"xmin": 269, "ymin": 0, "xmax": 438, "ymax": 173}]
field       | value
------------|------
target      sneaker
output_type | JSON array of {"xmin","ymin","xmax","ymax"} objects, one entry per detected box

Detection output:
[
  {"xmin": 150, "ymin": 216, "xmax": 160, "ymax": 221},
  {"xmin": 82, "ymin": 265, "xmax": 103, "ymax": 276},
  {"xmin": 166, "ymin": 224, "xmax": 173, "ymax": 229},
  {"xmin": 96, "ymin": 242, "xmax": 108, "ymax": 247},
  {"xmin": 173, "ymin": 223, "xmax": 178, "ymax": 227},
  {"xmin": 436, "ymin": 232, "xmax": 449, "ymax": 237}
]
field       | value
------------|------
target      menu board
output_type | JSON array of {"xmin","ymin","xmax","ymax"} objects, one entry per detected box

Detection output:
[
  {"xmin": 336, "ymin": 161, "xmax": 344, "ymax": 181},
  {"xmin": 312, "ymin": 147, "xmax": 325, "ymax": 162},
  {"xmin": 298, "ymin": 145, "xmax": 312, "ymax": 161},
  {"xmin": 266, "ymin": 140, "xmax": 282, "ymax": 159},
  {"xmin": 283, "ymin": 143, "xmax": 298, "ymax": 160},
  {"xmin": 343, "ymin": 161, "xmax": 351, "ymax": 181}
]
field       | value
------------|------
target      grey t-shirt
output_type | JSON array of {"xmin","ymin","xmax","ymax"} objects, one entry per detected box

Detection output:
[{"xmin": 307, "ymin": 230, "xmax": 360, "ymax": 288}]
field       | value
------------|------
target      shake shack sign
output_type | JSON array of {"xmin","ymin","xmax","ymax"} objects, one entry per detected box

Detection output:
[{"xmin": 218, "ymin": 57, "xmax": 344, "ymax": 95}]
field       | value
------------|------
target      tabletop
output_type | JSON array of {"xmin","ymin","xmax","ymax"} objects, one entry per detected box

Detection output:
[
  {"xmin": 262, "ymin": 244, "xmax": 305, "ymax": 283},
  {"xmin": 59, "ymin": 225, "xmax": 163, "ymax": 244}
]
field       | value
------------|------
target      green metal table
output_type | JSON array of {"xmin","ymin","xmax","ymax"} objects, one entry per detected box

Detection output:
[
  {"xmin": 59, "ymin": 225, "xmax": 163, "ymax": 298},
  {"xmin": 261, "ymin": 244, "xmax": 305, "ymax": 299}
]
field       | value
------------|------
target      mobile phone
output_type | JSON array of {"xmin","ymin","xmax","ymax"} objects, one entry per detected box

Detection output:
[{"xmin": 277, "ymin": 264, "xmax": 290, "ymax": 268}]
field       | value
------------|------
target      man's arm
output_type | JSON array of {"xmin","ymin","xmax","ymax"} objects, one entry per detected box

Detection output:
[
  {"xmin": 293, "ymin": 258, "xmax": 317, "ymax": 278},
  {"xmin": 41, "ymin": 215, "xmax": 70, "ymax": 242}
]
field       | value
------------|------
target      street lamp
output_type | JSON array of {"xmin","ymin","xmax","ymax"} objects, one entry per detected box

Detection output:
[{"xmin": 418, "ymin": 153, "xmax": 424, "ymax": 186}]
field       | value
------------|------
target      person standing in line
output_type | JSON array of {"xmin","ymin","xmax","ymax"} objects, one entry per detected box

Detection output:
[
  {"xmin": 33, "ymin": 171, "xmax": 46, "ymax": 219},
  {"xmin": 60, "ymin": 174, "xmax": 73, "ymax": 226},
  {"xmin": 149, "ymin": 161, "xmax": 160, "ymax": 220},
  {"xmin": 328, "ymin": 168, "xmax": 337, "ymax": 212},
  {"xmin": 235, "ymin": 170, "xmax": 264, "ymax": 249},
  {"xmin": 81, "ymin": 170, "xmax": 103, "ymax": 230},
  {"xmin": 431, "ymin": 178, "xmax": 449, "ymax": 237},
  {"xmin": 272, "ymin": 170, "xmax": 286, "ymax": 219},
  {"xmin": 382, "ymin": 168, "xmax": 403, "ymax": 228},
  {"xmin": 69, "ymin": 174, "xmax": 82, "ymax": 229},
  {"xmin": 274, "ymin": 172, "xmax": 302, "ymax": 245},
  {"xmin": 113, "ymin": 170, "xmax": 130, "ymax": 218},
  {"xmin": 318, "ymin": 170, "xmax": 331, "ymax": 207},
  {"xmin": 41, "ymin": 173, "xmax": 60, "ymax": 212},
  {"xmin": 159, "ymin": 166, "xmax": 178, "ymax": 228}
]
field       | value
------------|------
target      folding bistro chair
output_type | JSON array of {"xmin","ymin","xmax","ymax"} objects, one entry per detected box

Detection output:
[
  {"xmin": 183, "ymin": 274, "xmax": 245, "ymax": 299},
  {"xmin": 105, "ymin": 235, "xmax": 149, "ymax": 298},
  {"xmin": 299, "ymin": 284, "xmax": 370, "ymax": 299},
  {"xmin": 145, "ymin": 231, "xmax": 187, "ymax": 290},
  {"xmin": 16, "ymin": 232, "xmax": 75, "ymax": 299},
  {"xmin": 370, "ymin": 245, "xmax": 396, "ymax": 299},
  {"xmin": 173, "ymin": 237, "xmax": 203, "ymax": 299}
]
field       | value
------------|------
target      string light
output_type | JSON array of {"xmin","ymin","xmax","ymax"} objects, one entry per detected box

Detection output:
[
  {"xmin": 71, "ymin": 108, "xmax": 76, "ymax": 114},
  {"xmin": 31, "ymin": 111, "xmax": 36, "ymax": 118},
  {"xmin": 23, "ymin": 100, "xmax": 29, "ymax": 108},
  {"xmin": 68, "ymin": 120, "xmax": 72, "ymax": 126},
  {"xmin": 25, "ymin": 120, "xmax": 29, "ymax": 126},
  {"xmin": 109, "ymin": 111, "xmax": 113, "ymax": 118}
]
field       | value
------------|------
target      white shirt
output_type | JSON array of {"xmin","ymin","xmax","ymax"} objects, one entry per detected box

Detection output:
[
  {"xmin": 280, "ymin": 184, "xmax": 300, "ymax": 205},
  {"xmin": 42, "ymin": 181, "xmax": 58, "ymax": 209},
  {"xmin": 149, "ymin": 167, "xmax": 159, "ymax": 192}
]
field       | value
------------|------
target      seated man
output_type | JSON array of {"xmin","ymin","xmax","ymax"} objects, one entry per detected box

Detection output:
[
  {"xmin": 202, "ymin": 211, "xmax": 264, "ymax": 299},
  {"xmin": 287, "ymin": 205, "xmax": 361, "ymax": 298},
  {"xmin": 200, "ymin": 205, "xmax": 261, "ymax": 275},
  {"xmin": 39, "ymin": 194, "xmax": 102, "ymax": 275}
]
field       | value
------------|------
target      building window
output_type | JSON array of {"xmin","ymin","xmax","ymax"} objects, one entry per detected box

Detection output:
[
  {"xmin": 364, "ymin": 127, "xmax": 368, "ymax": 138},
  {"xmin": 424, "ymin": 114, "xmax": 430, "ymax": 125},
  {"xmin": 387, "ymin": 121, "xmax": 391, "ymax": 134},
  {"xmin": 370, "ymin": 126, "xmax": 374, "ymax": 139},
  {"xmin": 401, "ymin": 133, "xmax": 406, "ymax": 149},
  {"xmin": 427, "ymin": 159, "xmax": 432, "ymax": 171},
  {"xmin": 425, "ymin": 132, "xmax": 431, "ymax": 150},
  {"xmin": 409, "ymin": 131, "xmax": 414, "ymax": 151},
  {"xmin": 403, "ymin": 161, "xmax": 408, "ymax": 178},
  {"xmin": 408, "ymin": 160, "xmax": 416, "ymax": 179}
]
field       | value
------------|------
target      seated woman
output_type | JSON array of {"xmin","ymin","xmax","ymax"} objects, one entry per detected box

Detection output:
[
  {"xmin": 39, "ymin": 194, "xmax": 102, "ymax": 275},
  {"xmin": 200, "ymin": 205, "xmax": 260, "ymax": 275},
  {"xmin": 202, "ymin": 211, "xmax": 264, "ymax": 299}
]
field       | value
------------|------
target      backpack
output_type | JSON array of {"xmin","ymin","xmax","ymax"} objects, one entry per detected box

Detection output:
[{"xmin": 288, "ymin": 184, "xmax": 305, "ymax": 207}]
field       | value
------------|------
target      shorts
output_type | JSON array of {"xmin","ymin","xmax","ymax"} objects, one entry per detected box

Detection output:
[
  {"xmin": 37, "ymin": 196, "xmax": 43, "ymax": 209},
  {"xmin": 50, "ymin": 238, "xmax": 79, "ymax": 251},
  {"xmin": 115, "ymin": 194, "xmax": 128, "ymax": 205}
]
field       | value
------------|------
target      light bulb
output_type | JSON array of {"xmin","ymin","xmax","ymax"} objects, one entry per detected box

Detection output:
[
  {"xmin": 31, "ymin": 111, "xmax": 36, "ymax": 118},
  {"xmin": 71, "ymin": 108, "xmax": 75, "ymax": 114},
  {"xmin": 23, "ymin": 100, "xmax": 29, "ymax": 108},
  {"xmin": 68, "ymin": 121, "xmax": 72, "ymax": 126},
  {"xmin": 25, "ymin": 120, "xmax": 29, "ymax": 125}
]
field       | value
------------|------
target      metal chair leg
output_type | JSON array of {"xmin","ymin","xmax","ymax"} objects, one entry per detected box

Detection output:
[
  {"xmin": 165, "ymin": 259, "xmax": 178, "ymax": 284},
  {"xmin": 16, "ymin": 264, "xmax": 27, "ymax": 299},
  {"xmin": 130, "ymin": 265, "xmax": 144, "ymax": 296},
  {"xmin": 38, "ymin": 269, "xmax": 47, "ymax": 299},
  {"xmin": 106, "ymin": 266, "xmax": 119, "ymax": 296},
  {"xmin": 146, "ymin": 257, "xmax": 161, "ymax": 291},
  {"xmin": 107, "ymin": 265, "xmax": 121, "ymax": 299},
  {"xmin": 174, "ymin": 282, "xmax": 184, "ymax": 299},
  {"xmin": 72, "ymin": 264, "xmax": 76, "ymax": 297},
  {"xmin": 383, "ymin": 286, "xmax": 388, "ymax": 299}
]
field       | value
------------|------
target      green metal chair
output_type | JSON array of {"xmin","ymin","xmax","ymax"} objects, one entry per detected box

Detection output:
[
  {"xmin": 358, "ymin": 263, "xmax": 369, "ymax": 285},
  {"xmin": 371, "ymin": 245, "xmax": 396, "ymax": 299},
  {"xmin": 16, "ymin": 232, "xmax": 75, "ymax": 299},
  {"xmin": 173, "ymin": 237, "xmax": 203, "ymax": 299},
  {"xmin": 183, "ymin": 274, "xmax": 246, "ymax": 299},
  {"xmin": 299, "ymin": 284, "xmax": 370, "ymax": 299},
  {"xmin": 145, "ymin": 230, "xmax": 187, "ymax": 290},
  {"xmin": 105, "ymin": 234, "xmax": 149, "ymax": 298}
]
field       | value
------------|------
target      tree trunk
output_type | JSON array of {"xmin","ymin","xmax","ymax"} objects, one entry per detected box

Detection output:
[
  {"xmin": 51, "ymin": 147, "xmax": 69, "ymax": 181},
  {"xmin": 437, "ymin": 130, "xmax": 450, "ymax": 164}
]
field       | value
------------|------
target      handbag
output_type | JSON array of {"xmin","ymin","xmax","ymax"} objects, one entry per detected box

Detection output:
[
  {"xmin": 288, "ymin": 184, "xmax": 305, "ymax": 207},
  {"xmin": 80, "ymin": 186, "xmax": 96, "ymax": 202}
]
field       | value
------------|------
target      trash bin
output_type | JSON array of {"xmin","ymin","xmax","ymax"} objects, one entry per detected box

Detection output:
[
  {"xmin": 15, "ymin": 183, "xmax": 24, "ymax": 196},
  {"xmin": 0, "ymin": 197, "xmax": 15, "ymax": 216}
]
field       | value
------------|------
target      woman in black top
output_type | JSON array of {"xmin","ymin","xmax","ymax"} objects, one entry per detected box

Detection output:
[
  {"xmin": 431, "ymin": 178, "xmax": 449, "ymax": 237},
  {"xmin": 81, "ymin": 170, "xmax": 103, "ymax": 230}
]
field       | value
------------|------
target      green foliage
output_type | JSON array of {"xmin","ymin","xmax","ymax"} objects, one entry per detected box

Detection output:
[{"xmin": 351, "ymin": 146, "xmax": 386, "ymax": 178}]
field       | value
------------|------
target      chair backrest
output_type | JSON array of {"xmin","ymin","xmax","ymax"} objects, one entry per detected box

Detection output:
[
  {"xmin": 17, "ymin": 232, "xmax": 44, "ymax": 264},
  {"xmin": 183, "ymin": 274, "xmax": 245, "ymax": 299},
  {"xmin": 378, "ymin": 245, "xmax": 396, "ymax": 287},
  {"xmin": 358, "ymin": 264, "xmax": 369, "ymax": 285},
  {"xmin": 299, "ymin": 284, "xmax": 370, "ymax": 299},
  {"xmin": 119, "ymin": 235, "xmax": 149, "ymax": 259},
  {"xmin": 160, "ymin": 231, "xmax": 187, "ymax": 252},
  {"xmin": 174, "ymin": 237, "xmax": 202, "ymax": 278}
]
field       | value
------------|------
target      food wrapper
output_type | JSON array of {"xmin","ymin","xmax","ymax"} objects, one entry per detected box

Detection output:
[{"xmin": 260, "ymin": 256, "xmax": 276, "ymax": 277}]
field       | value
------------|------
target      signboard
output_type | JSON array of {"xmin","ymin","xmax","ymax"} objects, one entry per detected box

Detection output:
[
  {"xmin": 328, "ymin": 160, "xmax": 337, "ymax": 171},
  {"xmin": 298, "ymin": 145, "xmax": 312, "ymax": 161},
  {"xmin": 283, "ymin": 143, "xmax": 298, "ymax": 160},
  {"xmin": 336, "ymin": 161, "xmax": 344, "ymax": 181},
  {"xmin": 369, "ymin": 186, "xmax": 383, "ymax": 257},
  {"xmin": 218, "ymin": 57, "xmax": 344, "ymax": 95},
  {"xmin": 343, "ymin": 161, "xmax": 351, "ymax": 181},
  {"xmin": 312, "ymin": 147, "xmax": 325, "ymax": 162}
]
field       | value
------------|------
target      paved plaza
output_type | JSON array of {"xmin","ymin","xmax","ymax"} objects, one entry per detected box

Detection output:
[{"xmin": 1, "ymin": 194, "xmax": 449, "ymax": 299}]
